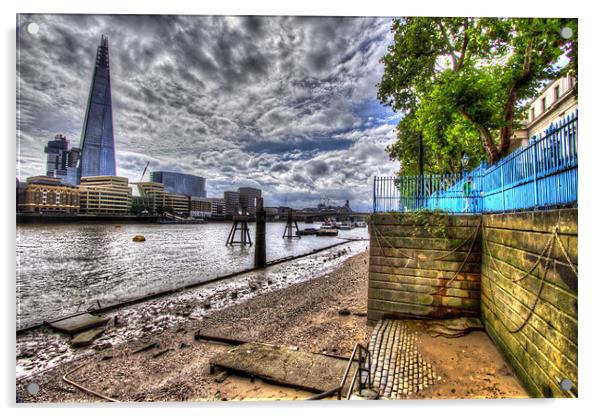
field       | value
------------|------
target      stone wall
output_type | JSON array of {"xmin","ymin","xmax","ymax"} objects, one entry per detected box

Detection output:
[
  {"xmin": 480, "ymin": 209, "xmax": 578, "ymax": 398},
  {"xmin": 368, "ymin": 213, "xmax": 482, "ymax": 324},
  {"xmin": 367, "ymin": 209, "xmax": 578, "ymax": 398}
]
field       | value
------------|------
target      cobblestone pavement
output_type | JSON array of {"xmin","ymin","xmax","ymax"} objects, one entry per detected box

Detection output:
[{"xmin": 366, "ymin": 319, "xmax": 436, "ymax": 399}]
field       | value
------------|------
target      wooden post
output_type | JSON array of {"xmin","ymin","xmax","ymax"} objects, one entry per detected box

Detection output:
[
  {"xmin": 282, "ymin": 208, "xmax": 300, "ymax": 239},
  {"xmin": 254, "ymin": 197, "xmax": 266, "ymax": 268}
]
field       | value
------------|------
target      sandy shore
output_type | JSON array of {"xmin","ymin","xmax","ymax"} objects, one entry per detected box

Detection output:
[
  {"xmin": 16, "ymin": 248, "xmax": 528, "ymax": 402},
  {"xmin": 16, "ymin": 248, "xmax": 372, "ymax": 402}
]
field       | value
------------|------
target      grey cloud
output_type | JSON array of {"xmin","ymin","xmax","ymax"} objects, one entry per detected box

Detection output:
[{"xmin": 17, "ymin": 14, "xmax": 397, "ymax": 211}]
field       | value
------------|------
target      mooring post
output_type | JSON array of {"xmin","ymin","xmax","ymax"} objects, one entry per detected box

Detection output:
[{"xmin": 254, "ymin": 197, "xmax": 267, "ymax": 268}]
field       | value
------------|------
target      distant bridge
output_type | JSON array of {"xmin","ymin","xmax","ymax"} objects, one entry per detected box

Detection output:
[{"xmin": 267, "ymin": 210, "xmax": 370, "ymax": 223}]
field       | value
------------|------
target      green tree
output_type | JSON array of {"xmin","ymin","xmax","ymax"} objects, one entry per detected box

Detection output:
[{"xmin": 378, "ymin": 17, "xmax": 577, "ymax": 173}]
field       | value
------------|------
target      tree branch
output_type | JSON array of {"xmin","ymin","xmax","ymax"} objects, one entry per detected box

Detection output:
[
  {"xmin": 437, "ymin": 20, "xmax": 458, "ymax": 71},
  {"xmin": 456, "ymin": 18, "xmax": 470, "ymax": 71},
  {"xmin": 499, "ymin": 39, "xmax": 534, "ymax": 155}
]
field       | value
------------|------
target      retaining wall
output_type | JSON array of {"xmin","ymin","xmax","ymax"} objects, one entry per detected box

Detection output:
[
  {"xmin": 367, "ymin": 209, "xmax": 578, "ymax": 398},
  {"xmin": 481, "ymin": 209, "xmax": 578, "ymax": 398},
  {"xmin": 368, "ymin": 213, "xmax": 482, "ymax": 324}
]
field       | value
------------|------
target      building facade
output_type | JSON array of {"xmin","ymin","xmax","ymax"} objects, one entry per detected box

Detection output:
[
  {"xmin": 190, "ymin": 197, "xmax": 213, "ymax": 218},
  {"xmin": 224, "ymin": 191, "xmax": 240, "ymax": 217},
  {"xmin": 150, "ymin": 171, "xmax": 206, "ymax": 198},
  {"xmin": 17, "ymin": 176, "xmax": 80, "ymax": 213},
  {"xmin": 78, "ymin": 35, "xmax": 117, "ymax": 181},
  {"xmin": 44, "ymin": 134, "xmax": 80, "ymax": 186},
  {"xmin": 511, "ymin": 75, "xmax": 577, "ymax": 151},
  {"xmin": 79, "ymin": 176, "xmax": 132, "ymax": 215},
  {"xmin": 210, "ymin": 198, "xmax": 226, "ymax": 218},
  {"xmin": 238, "ymin": 187, "xmax": 262, "ymax": 216},
  {"xmin": 135, "ymin": 181, "xmax": 190, "ymax": 215},
  {"xmin": 165, "ymin": 193, "xmax": 190, "ymax": 216}
]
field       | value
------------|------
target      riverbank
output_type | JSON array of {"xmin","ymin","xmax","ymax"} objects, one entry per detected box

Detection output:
[
  {"xmin": 16, "ymin": 248, "xmax": 372, "ymax": 402},
  {"xmin": 16, "ymin": 247, "xmax": 528, "ymax": 402}
]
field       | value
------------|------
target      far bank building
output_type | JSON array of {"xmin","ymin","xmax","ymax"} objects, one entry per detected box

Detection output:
[
  {"xmin": 77, "ymin": 35, "xmax": 116, "ymax": 182},
  {"xmin": 150, "ymin": 171, "xmax": 207, "ymax": 198}
]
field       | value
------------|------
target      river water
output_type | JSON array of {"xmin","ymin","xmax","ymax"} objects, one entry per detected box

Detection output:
[{"xmin": 16, "ymin": 222, "xmax": 368, "ymax": 329}]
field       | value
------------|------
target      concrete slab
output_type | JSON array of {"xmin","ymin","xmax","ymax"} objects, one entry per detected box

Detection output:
[
  {"xmin": 48, "ymin": 313, "xmax": 109, "ymax": 334},
  {"xmin": 210, "ymin": 343, "xmax": 357, "ymax": 393},
  {"xmin": 71, "ymin": 327, "xmax": 105, "ymax": 347}
]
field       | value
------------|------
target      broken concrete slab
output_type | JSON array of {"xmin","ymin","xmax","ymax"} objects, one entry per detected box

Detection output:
[
  {"xmin": 71, "ymin": 327, "xmax": 105, "ymax": 347},
  {"xmin": 48, "ymin": 313, "xmax": 109, "ymax": 335},
  {"xmin": 132, "ymin": 342, "xmax": 158, "ymax": 354},
  {"xmin": 209, "ymin": 342, "xmax": 357, "ymax": 393},
  {"xmin": 152, "ymin": 348, "xmax": 171, "ymax": 358},
  {"xmin": 215, "ymin": 370, "xmax": 230, "ymax": 383}
]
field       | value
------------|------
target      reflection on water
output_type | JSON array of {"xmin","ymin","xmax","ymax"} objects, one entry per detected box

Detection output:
[{"xmin": 16, "ymin": 222, "xmax": 368, "ymax": 328}]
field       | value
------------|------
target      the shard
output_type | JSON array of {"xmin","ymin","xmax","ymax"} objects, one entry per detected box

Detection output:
[{"xmin": 77, "ymin": 35, "xmax": 116, "ymax": 181}]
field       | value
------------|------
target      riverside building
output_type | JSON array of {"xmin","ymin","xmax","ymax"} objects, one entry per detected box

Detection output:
[
  {"xmin": 134, "ymin": 181, "xmax": 190, "ymax": 215},
  {"xmin": 190, "ymin": 197, "xmax": 213, "ymax": 218},
  {"xmin": 224, "ymin": 191, "xmax": 240, "ymax": 217},
  {"xmin": 17, "ymin": 176, "xmax": 80, "ymax": 214},
  {"xmin": 150, "ymin": 171, "xmax": 206, "ymax": 198},
  {"xmin": 79, "ymin": 176, "xmax": 132, "ymax": 215},
  {"xmin": 238, "ymin": 187, "xmax": 262, "ymax": 216}
]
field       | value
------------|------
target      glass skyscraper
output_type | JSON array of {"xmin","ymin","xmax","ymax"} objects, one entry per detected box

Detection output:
[
  {"xmin": 44, "ymin": 134, "xmax": 80, "ymax": 186},
  {"xmin": 150, "ymin": 171, "xmax": 207, "ymax": 197},
  {"xmin": 78, "ymin": 35, "xmax": 116, "ymax": 181}
]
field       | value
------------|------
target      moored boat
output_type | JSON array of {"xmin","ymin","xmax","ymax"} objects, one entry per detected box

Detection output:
[
  {"xmin": 316, "ymin": 225, "xmax": 339, "ymax": 236},
  {"xmin": 296, "ymin": 227, "xmax": 319, "ymax": 235}
]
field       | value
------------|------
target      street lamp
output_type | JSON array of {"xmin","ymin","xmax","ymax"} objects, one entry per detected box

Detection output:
[{"xmin": 461, "ymin": 153, "xmax": 470, "ymax": 175}]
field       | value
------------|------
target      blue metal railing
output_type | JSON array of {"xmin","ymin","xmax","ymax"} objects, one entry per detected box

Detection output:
[{"xmin": 373, "ymin": 110, "xmax": 578, "ymax": 214}]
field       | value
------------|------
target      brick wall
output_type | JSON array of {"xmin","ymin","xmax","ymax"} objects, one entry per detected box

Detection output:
[
  {"xmin": 368, "ymin": 213, "xmax": 482, "ymax": 324},
  {"xmin": 481, "ymin": 209, "xmax": 578, "ymax": 398}
]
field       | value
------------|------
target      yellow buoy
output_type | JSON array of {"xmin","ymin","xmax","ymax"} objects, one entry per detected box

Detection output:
[{"xmin": 132, "ymin": 235, "xmax": 146, "ymax": 242}]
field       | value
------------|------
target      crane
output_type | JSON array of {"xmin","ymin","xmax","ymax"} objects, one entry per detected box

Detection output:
[
  {"xmin": 137, "ymin": 160, "xmax": 150, "ymax": 198},
  {"xmin": 139, "ymin": 160, "xmax": 150, "ymax": 182}
]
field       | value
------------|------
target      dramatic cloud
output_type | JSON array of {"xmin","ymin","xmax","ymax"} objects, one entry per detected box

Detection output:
[{"xmin": 16, "ymin": 15, "xmax": 402, "ymax": 211}]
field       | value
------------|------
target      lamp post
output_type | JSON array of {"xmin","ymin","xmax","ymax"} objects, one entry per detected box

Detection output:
[
  {"xmin": 461, "ymin": 153, "xmax": 469, "ymax": 177},
  {"xmin": 461, "ymin": 153, "xmax": 470, "ymax": 213},
  {"xmin": 418, "ymin": 132, "xmax": 424, "ymax": 208}
]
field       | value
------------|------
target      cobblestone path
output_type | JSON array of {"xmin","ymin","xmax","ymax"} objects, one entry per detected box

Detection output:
[{"xmin": 365, "ymin": 320, "xmax": 436, "ymax": 399}]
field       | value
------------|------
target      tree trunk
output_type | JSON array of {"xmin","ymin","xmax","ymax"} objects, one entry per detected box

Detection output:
[{"xmin": 458, "ymin": 108, "xmax": 501, "ymax": 162}]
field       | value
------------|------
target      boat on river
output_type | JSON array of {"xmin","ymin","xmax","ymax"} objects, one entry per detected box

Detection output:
[
  {"xmin": 339, "ymin": 222, "xmax": 353, "ymax": 230},
  {"xmin": 316, "ymin": 225, "xmax": 339, "ymax": 236},
  {"xmin": 296, "ymin": 227, "xmax": 319, "ymax": 236}
]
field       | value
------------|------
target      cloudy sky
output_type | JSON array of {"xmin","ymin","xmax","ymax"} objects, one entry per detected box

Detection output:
[{"xmin": 16, "ymin": 14, "xmax": 401, "ymax": 211}]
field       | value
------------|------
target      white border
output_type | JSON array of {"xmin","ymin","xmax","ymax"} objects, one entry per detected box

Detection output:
[{"xmin": 3, "ymin": 1, "xmax": 600, "ymax": 415}]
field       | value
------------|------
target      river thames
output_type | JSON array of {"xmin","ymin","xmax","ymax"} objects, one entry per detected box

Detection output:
[{"xmin": 16, "ymin": 222, "xmax": 368, "ymax": 329}]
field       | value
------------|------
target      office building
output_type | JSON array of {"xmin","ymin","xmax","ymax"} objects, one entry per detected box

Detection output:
[
  {"xmin": 210, "ymin": 198, "xmax": 226, "ymax": 218},
  {"xmin": 150, "ymin": 171, "xmax": 206, "ymax": 197},
  {"xmin": 78, "ymin": 35, "xmax": 117, "ymax": 181},
  {"xmin": 224, "ymin": 191, "xmax": 240, "ymax": 217},
  {"xmin": 44, "ymin": 134, "xmax": 80, "ymax": 186},
  {"xmin": 190, "ymin": 197, "xmax": 213, "ymax": 218},
  {"xmin": 135, "ymin": 181, "xmax": 190, "ymax": 215},
  {"xmin": 165, "ymin": 193, "xmax": 190, "ymax": 216},
  {"xmin": 238, "ymin": 187, "xmax": 262, "ymax": 216},
  {"xmin": 79, "ymin": 176, "xmax": 132, "ymax": 215}
]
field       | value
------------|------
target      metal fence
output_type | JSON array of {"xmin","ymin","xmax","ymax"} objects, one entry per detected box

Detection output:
[{"xmin": 374, "ymin": 110, "xmax": 578, "ymax": 214}]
